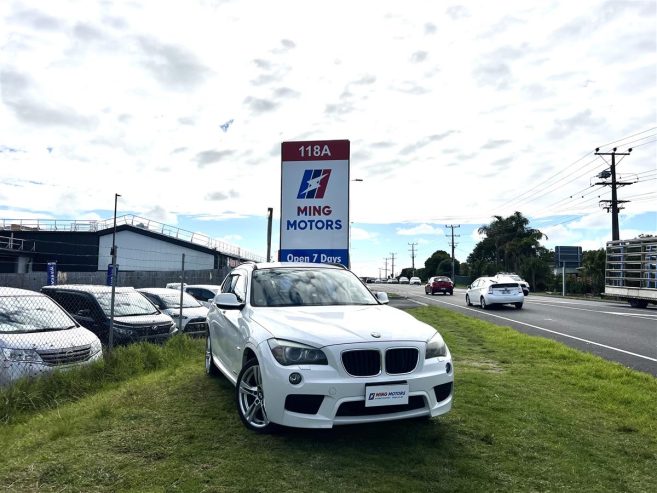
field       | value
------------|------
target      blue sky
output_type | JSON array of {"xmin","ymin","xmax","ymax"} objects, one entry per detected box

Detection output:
[{"xmin": 1, "ymin": 0, "xmax": 655, "ymax": 278}]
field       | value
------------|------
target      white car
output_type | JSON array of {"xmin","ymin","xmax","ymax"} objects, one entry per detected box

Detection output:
[
  {"xmin": 184, "ymin": 284, "xmax": 221, "ymax": 307},
  {"xmin": 165, "ymin": 282, "xmax": 187, "ymax": 291},
  {"xmin": 465, "ymin": 277, "xmax": 524, "ymax": 309},
  {"xmin": 409, "ymin": 277, "xmax": 421, "ymax": 285},
  {"xmin": 206, "ymin": 262, "xmax": 454, "ymax": 432},
  {"xmin": 399, "ymin": 276, "xmax": 410, "ymax": 284},
  {"xmin": 0, "ymin": 287, "xmax": 103, "ymax": 387},
  {"xmin": 495, "ymin": 273, "xmax": 530, "ymax": 296},
  {"xmin": 137, "ymin": 288, "xmax": 208, "ymax": 336}
]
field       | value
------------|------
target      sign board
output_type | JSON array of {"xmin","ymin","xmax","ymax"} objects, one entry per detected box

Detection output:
[
  {"xmin": 106, "ymin": 264, "xmax": 119, "ymax": 286},
  {"xmin": 46, "ymin": 262, "xmax": 57, "ymax": 286},
  {"xmin": 280, "ymin": 140, "xmax": 350, "ymax": 267},
  {"xmin": 555, "ymin": 246, "xmax": 582, "ymax": 268}
]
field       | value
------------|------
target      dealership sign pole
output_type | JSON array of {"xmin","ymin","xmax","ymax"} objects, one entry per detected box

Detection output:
[{"xmin": 280, "ymin": 140, "xmax": 350, "ymax": 267}]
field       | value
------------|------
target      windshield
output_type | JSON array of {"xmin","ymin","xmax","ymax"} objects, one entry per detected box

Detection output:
[
  {"xmin": 95, "ymin": 291, "xmax": 159, "ymax": 316},
  {"xmin": 251, "ymin": 268, "xmax": 378, "ymax": 307},
  {"xmin": 0, "ymin": 295, "xmax": 76, "ymax": 333},
  {"xmin": 158, "ymin": 292, "xmax": 202, "ymax": 309}
]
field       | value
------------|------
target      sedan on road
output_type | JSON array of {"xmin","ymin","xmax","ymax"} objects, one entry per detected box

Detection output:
[
  {"xmin": 425, "ymin": 276, "xmax": 454, "ymax": 296},
  {"xmin": 465, "ymin": 277, "xmax": 524, "ymax": 309},
  {"xmin": 206, "ymin": 262, "xmax": 454, "ymax": 432}
]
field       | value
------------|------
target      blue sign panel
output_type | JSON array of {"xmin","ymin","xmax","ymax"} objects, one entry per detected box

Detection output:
[
  {"xmin": 46, "ymin": 262, "xmax": 57, "ymax": 286},
  {"xmin": 279, "ymin": 249, "xmax": 349, "ymax": 267},
  {"xmin": 106, "ymin": 264, "xmax": 119, "ymax": 286}
]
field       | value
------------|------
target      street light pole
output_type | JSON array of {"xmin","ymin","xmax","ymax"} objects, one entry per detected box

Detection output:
[{"xmin": 109, "ymin": 193, "xmax": 121, "ymax": 351}]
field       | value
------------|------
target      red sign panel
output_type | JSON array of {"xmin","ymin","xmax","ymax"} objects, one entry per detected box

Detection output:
[{"xmin": 281, "ymin": 140, "xmax": 350, "ymax": 161}]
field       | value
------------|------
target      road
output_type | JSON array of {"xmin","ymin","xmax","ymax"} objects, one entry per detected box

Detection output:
[{"xmin": 380, "ymin": 284, "xmax": 657, "ymax": 377}]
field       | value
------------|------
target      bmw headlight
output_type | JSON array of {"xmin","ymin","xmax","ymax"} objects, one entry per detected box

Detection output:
[
  {"xmin": 425, "ymin": 332, "xmax": 447, "ymax": 359},
  {"xmin": 268, "ymin": 339, "xmax": 328, "ymax": 366},
  {"xmin": 1, "ymin": 347, "xmax": 42, "ymax": 362}
]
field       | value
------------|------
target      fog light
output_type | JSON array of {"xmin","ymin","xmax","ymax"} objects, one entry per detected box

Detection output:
[
  {"xmin": 289, "ymin": 372, "xmax": 302, "ymax": 385},
  {"xmin": 445, "ymin": 362, "xmax": 452, "ymax": 374}
]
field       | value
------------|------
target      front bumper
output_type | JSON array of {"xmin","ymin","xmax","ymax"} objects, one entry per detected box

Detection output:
[
  {"xmin": 258, "ymin": 341, "xmax": 454, "ymax": 428},
  {"xmin": 0, "ymin": 350, "xmax": 103, "ymax": 387}
]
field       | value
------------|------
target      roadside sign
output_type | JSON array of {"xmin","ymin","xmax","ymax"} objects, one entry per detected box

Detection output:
[
  {"xmin": 46, "ymin": 262, "xmax": 57, "ymax": 285},
  {"xmin": 106, "ymin": 264, "xmax": 119, "ymax": 286},
  {"xmin": 280, "ymin": 140, "xmax": 350, "ymax": 267}
]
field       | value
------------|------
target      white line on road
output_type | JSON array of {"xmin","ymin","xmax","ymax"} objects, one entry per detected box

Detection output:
[{"xmin": 411, "ymin": 294, "xmax": 657, "ymax": 363}]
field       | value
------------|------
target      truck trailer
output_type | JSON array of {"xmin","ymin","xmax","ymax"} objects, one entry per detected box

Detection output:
[{"xmin": 604, "ymin": 236, "xmax": 657, "ymax": 308}]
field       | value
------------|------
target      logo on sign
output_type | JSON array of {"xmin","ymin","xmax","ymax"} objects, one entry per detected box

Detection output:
[{"xmin": 297, "ymin": 169, "xmax": 332, "ymax": 199}]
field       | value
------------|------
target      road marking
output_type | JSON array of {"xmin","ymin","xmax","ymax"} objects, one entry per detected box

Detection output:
[
  {"xmin": 410, "ymin": 294, "xmax": 657, "ymax": 363},
  {"xmin": 406, "ymin": 298, "xmax": 428, "ymax": 306}
]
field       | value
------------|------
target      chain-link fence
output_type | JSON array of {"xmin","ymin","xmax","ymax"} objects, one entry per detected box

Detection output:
[
  {"xmin": 0, "ymin": 287, "xmax": 104, "ymax": 387},
  {"xmin": 0, "ymin": 284, "xmax": 197, "ymax": 388}
]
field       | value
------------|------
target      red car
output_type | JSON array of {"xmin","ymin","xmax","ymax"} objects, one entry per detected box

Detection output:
[{"xmin": 425, "ymin": 276, "xmax": 454, "ymax": 295}]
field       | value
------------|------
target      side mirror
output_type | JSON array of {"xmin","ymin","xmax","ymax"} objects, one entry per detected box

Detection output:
[
  {"xmin": 214, "ymin": 293, "xmax": 245, "ymax": 310},
  {"xmin": 375, "ymin": 292, "xmax": 389, "ymax": 304}
]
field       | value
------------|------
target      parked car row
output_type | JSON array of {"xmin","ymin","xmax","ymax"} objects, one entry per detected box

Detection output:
[{"xmin": 1, "ymin": 282, "xmax": 220, "ymax": 387}]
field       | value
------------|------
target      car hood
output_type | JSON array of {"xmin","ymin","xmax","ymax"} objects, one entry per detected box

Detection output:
[
  {"xmin": 114, "ymin": 313, "xmax": 173, "ymax": 325},
  {"xmin": 0, "ymin": 326, "xmax": 100, "ymax": 350},
  {"xmin": 161, "ymin": 306, "xmax": 208, "ymax": 318},
  {"xmin": 250, "ymin": 305, "xmax": 437, "ymax": 348}
]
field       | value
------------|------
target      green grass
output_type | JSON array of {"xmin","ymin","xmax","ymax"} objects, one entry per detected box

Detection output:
[{"xmin": 1, "ymin": 309, "xmax": 656, "ymax": 492}]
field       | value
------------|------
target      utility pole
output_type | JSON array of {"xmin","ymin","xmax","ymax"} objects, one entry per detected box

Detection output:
[
  {"xmin": 109, "ymin": 193, "xmax": 121, "ymax": 352},
  {"xmin": 408, "ymin": 242, "xmax": 418, "ymax": 277},
  {"xmin": 594, "ymin": 147, "xmax": 633, "ymax": 241},
  {"xmin": 445, "ymin": 224, "xmax": 460, "ymax": 280},
  {"xmin": 266, "ymin": 207, "xmax": 273, "ymax": 262},
  {"xmin": 384, "ymin": 257, "xmax": 389, "ymax": 279},
  {"xmin": 390, "ymin": 252, "xmax": 396, "ymax": 279}
]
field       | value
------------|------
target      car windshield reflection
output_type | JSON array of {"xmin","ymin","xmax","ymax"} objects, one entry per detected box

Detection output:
[{"xmin": 251, "ymin": 268, "xmax": 378, "ymax": 307}]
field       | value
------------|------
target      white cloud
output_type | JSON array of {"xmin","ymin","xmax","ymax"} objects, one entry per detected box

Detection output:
[
  {"xmin": 0, "ymin": 0, "xmax": 655, "ymax": 269},
  {"xmin": 351, "ymin": 227, "xmax": 378, "ymax": 241},
  {"xmin": 396, "ymin": 224, "xmax": 445, "ymax": 236}
]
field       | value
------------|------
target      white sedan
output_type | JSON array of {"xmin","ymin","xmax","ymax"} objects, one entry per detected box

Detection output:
[
  {"xmin": 465, "ymin": 276, "xmax": 524, "ymax": 309},
  {"xmin": 206, "ymin": 262, "xmax": 454, "ymax": 432}
]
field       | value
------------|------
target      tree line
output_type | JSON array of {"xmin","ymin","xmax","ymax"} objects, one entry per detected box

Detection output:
[{"xmin": 399, "ymin": 212, "xmax": 606, "ymax": 294}]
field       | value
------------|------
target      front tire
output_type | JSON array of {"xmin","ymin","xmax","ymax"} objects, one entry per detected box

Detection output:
[
  {"xmin": 466, "ymin": 294, "xmax": 472, "ymax": 306},
  {"xmin": 205, "ymin": 334, "xmax": 220, "ymax": 377},
  {"xmin": 236, "ymin": 359, "xmax": 273, "ymax": 433}
]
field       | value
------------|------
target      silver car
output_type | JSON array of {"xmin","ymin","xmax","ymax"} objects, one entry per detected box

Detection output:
[
  {"xmin": 465, "ymin": 277, "xmax": 524, "ymax": 309},
  {"xmin": 138, "ymin": 288, "xmax": 208, "ymax": 336},
  {"xmin": 0, "ymin": 287, "xmax": 103, "ymax": 387}
]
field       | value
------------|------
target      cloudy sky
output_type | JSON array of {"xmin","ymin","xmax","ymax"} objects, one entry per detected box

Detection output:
[{"xmin": 1, "ymin": 0, "xmax": 655, "ymax": 278}]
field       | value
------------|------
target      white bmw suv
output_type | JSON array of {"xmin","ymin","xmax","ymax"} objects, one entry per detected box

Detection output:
[{"xmin": 205, "ymin": 262, "xmax": 454, "ymax": 432}]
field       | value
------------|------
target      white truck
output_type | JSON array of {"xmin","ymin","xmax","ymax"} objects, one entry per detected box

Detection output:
[{"xmin": 604, "ymin": 236, "xmax": 657, "ymax": 308}]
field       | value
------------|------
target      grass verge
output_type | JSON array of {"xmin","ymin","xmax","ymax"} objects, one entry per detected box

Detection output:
[
  {"xmin": 0, "ymin": 335, "xmax": 202, "ymax": 424},
  {"xmin": 1, "ymin": 308, "xmax": 655, "ymax": 492}
]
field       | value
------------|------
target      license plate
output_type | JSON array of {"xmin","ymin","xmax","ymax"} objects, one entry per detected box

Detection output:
[{"xmin": 365, "ymin": 383, "xmax": 409, "ymax": 407}]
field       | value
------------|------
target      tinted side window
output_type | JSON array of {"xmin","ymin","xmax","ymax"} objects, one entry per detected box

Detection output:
[{"xmin": 186, "ymin": 288, "xmax": 201, "ymax": 300}]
